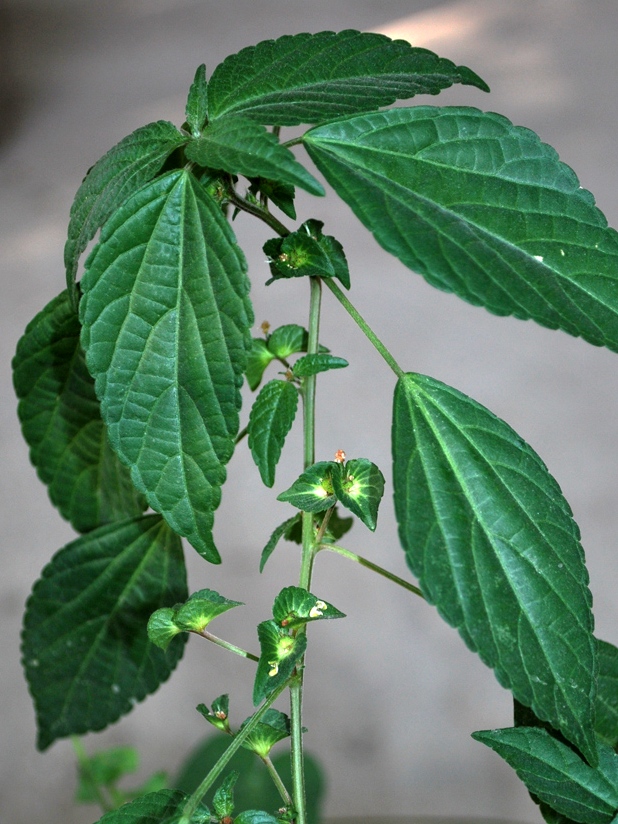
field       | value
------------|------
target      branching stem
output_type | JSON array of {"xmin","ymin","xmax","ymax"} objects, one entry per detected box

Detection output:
[
  {"xmin": 318, "ymin": 542, "xmax": 424, "ymax": 599},
  {"xmin": 324, "ymin": 278, "xmax": 405, "ymax": 379},
  {"xmin": 196, "ymin": 629, "xmax": 260, "ymax": 662}
]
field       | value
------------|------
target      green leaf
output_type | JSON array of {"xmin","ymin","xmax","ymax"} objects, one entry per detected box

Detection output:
[
  {"xmin": 277, "ymin": 461, "xmax": 337, "ymax": 513},
  {"xmin": 235, "ymin": 812, "xmax": 280, "ymax": 824},
  {"xmin": 75, "ymin": 746, "xmax": 139, "ymax": 802},
  {"xmin": 392, "ymin": 372, "xmax": 597, "ymax": 764},
  {"xmin": 473, "ymin": 727, "xmax": 618, "ymax": 824},
  {"xmin": 213, "ymin": 771, "xmax": 238, "ymax": 819},
  {"xmin": 65, "ymin": 121, "xmax": 187, "ymax": 295},
  {"xmin": 22, "ymin": 514, "xmax": 187, "ymax": 750},
  {"xmin": 241, "ymin": 708, "xmax": 291, "ymax": 757},
  {"xmin": 263, "ymin": 220, "xmax": 350, "ymax": 288},
  {"xmin": 249, "ymin": 178, "xmax": 297, "ymax": 219},
  {"xmin": 175, "ymin": 734, "xmax": 325, "ymax": 824},
  {"xmin": 248, "ymin": 379, "xmax": 299, "ymax": 487},
  {"xmin": 185, "ymin": 64, "xmax": 209, "ymax": 137},
  {"xmin": 208, "ymin": 30, "xmax": 488, "ymax": 125},
  {"xmin": 305, "ymin": 106, "xmax": 618, "ymax": 352},
  {"xmin": 253, "ymin": 620, "xmax": 307, "ymax": 704},
  {"xmin": 259, "ymin": 515, "xmax": 301, "ymax": 572},
  {"xmin": 267, "ymin": 324, "xmax": 311, "ymax": 359},
  {"xmin": 80, "ymin": 169, "xmax": 253, "ymax": 562},
  {"xmin": 12, "ymin": 290, "xmax": 146, "ymax": 532},
  {"xmin": 293, "ymin": 354, "xmax": 348, "ymax": 377},
  {"xmin": 91, "ymin": 790, "xmax": 194, "ymax": 824},
  {"xmin": 173, "ymin": 589, "xmax": 243, "ymax": 632},
  {"xmin": 246, "ymin": 338, "xmax": 276, "ymax": 391},
  {"xmin": 146, "ymin": 608, "xmax": 182, "ymax": 652},
  {"xmin": 331, "ymin": 458, "xmax": 385, "ymax": 531},
  {"xmin": 272, "ymin": 586, "xmax": 345, "ymax": 629},
  {"xmin": 185, "ymin": 117, "xmax": 324, "ymax": 196},
  {"xmin": 597, "ymin": 640, "xmax": 618, "ymax": 750}
]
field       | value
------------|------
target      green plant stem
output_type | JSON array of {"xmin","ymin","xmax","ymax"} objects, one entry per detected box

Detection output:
[
  {"xmin": 227, "ymin": 188, "xmax": 290, "ymax": 237},
  {"xmin": 197, "ymin": 629, "xmax": 260, "ymax": 662},
  {"xmin": 179, "ymin": 681, "xmax": 290, "ymax": 824},
  {"xmin": 262, "ymin": 754, "xmax": 293, "ymax": 807},
  {"xmin": 318, "ymin": 542, "xmax": 425, "ymax": 599},
  {"xmin": 324, "ymin": 278, "xmax": 405, "ymax": 379},
  {"xmin": 71, "ymin": 736, "xmax": 113, "ymax": 813},
  {"xmin": 290, "ymin": 276, "xmax": 323, "ymax": 824}
]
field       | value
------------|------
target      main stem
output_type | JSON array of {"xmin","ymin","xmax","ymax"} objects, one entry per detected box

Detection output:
[{"xmin": 290, "ymin": 276, "xmax": 322, "ymax": 824}]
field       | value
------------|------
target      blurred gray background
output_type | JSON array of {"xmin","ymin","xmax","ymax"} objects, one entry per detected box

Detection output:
[{"xmin": 2, "ymin": 1, "xmax": 618, "ymax": 822}]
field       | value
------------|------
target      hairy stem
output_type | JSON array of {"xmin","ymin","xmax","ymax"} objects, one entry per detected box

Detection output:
[
  {"xmin": 179, "ymin": 681, "xmax": 290, "ymax": 824},
  {"xmin": 262, "ymin": 754, "xmax": 293, "ymax": 807},
  {"xmin": 318, "ymin": 542, "xmax": 425, "ymax": 599},
  {"xmin": 324, "ymin": 278, "xmax": 404, "ymax": 379},
  {"xmin": 227, "ymin": 188, "xmax": 290, "ymax": 237},
  {"xmin": 196, "ymin": 629, "xmax": 260, "ymax": 662},
  {"xmin": 290, "ymin": 276, "xmax": 323, "ymax": 824}
]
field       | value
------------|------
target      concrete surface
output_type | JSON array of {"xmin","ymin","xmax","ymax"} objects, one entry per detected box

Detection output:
[{"xmin": 2, "ymin": 1, "xmax": 618, "ymax": 822}]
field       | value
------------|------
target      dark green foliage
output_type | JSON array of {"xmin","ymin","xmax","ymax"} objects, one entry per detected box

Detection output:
[
  {"xmin": 208, "ymin": 30, "xmax": 488, "ymax": 125},
  {"xmin": 22, "ymin": 515, "xmax": 187, "ymax": 750},
  {"xmin": 80, "ymin": 169, "xmax": 253, "ymax": 562},
  {"xmin": 13, "ymin": 290, "xmax": 146, "ymax": 532},
  {"xmin": 248, "ymin": 379, "xmax": 299, "ymax": 486}
]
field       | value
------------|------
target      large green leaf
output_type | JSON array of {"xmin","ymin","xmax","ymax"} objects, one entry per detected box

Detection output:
[
  {"xmin": 92, "ymin": 790, "xmax": 208, "ymax": 824},
  {"xmin": 392, "ymin": 373, "xmax": 597, "ymax": 764},
  {"xmin": 305, "ymin": 107, "xmax": 618, "ymax": 352},
  {"xmin": 22, "ymin": 515, "xmax": 187, "ymax": 750},
  {"xmin": 65, "ymin": 121, "xmax": 187, "ymax": 295},
  {"xmin": 80, "ymin": 169, "xmax": 253, "ymax": 562},
  {"xmin": 208, "ymin": 30, "xmax": 488, "ymax": 125},
  {"xmin": 13, "ymin": 290, "xmax": 146, "ymax": 532},
  {"xmin": 185, "ymin": 117, "xmax": 324, "ymax": 195},
  {"xmin": 248, "ymin": 379, "xmax": 299, "ymax": 487},
  {"xmin": 473, "ymin": 727, "xmax": 618, "ymax": 824},
  {"xmin": 597, "ymin": 640, "xmax": 618, "ymax": 750}
]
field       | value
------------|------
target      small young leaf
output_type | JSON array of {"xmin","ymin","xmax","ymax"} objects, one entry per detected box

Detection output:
[
  {"xmin": 253, "ymin": 620, "xmax": 307, "ymax": 704},
  {"xmin": 80, "ymin": 169, "xmax": 253, "ymax": 563},
  {"xmin": 392, "ymin": 373, "xmax": 597, "ymax": 764},
  {"xmin": 293, "ymin": 354, "xmax": 348, "ymax": 377},
  {"xmin": 75, "ymin": 746, "xmax": 139, "ymax": 802},
  {"xmin": 22, "ymin": 515, "xmax": 187, "ymax": 750},
  {"xmin": 246, "ymin": 338, "xmax": 276, "ymax": 391},
  {"xmin": 241, "ymin": 708, "xmax": 291, "ymax": 757},
  {"xmin": 331, "ymin": 458, "xmax": 385, "ymax": 531},
  {"xmin": 305, "ymin": 107, "xmax": 618, "ymax": 353},
  {"xmin": 208, "ymin": 30, "xmax": 488, "ymax": 125},
  {"xmin": 65, "ymin": 121, "xmax": 187, "ymax": 294},
  {"xmin": 322, "ymin": 506, "xmax": 354, "ymax": 543},
  {"xmin": 213, "ymin": 771, "xmax": 238, "ymax": 819},
  {"xmin": 248, "ymin": 379, "xmax": 300, "ymax": 487},
  {"xmin": 259, "ymin": 514, "xmax": 302, "ymax": 572},
  {"xmin": 249, "ymin": 178, "xmax": 296, "ymax": 219},
  {"xmin": 12, "ymin": 290, "xmax": 146, "ymax": 532},
  {"xmin": 272, "ymin": 586, "xmax": 345, "ymax": 629},
  {"xmin": 91, "ymin": 790, "xmax": 194, "ymax": 824},
  {"xmin": 185, "ymin": 117, "xmax": 324, "ymax": 195},
  {"xmin": 597, "ymin": 639, "xmax": 618, "ymax": 750},
  {"xmin": 173, "ymin": 589, "xmax": 243, "ymax": 632},
  {"xmin": 277, "ymin": 461, "xmax": 337, "ymax": 513},
  {"xmin": 185, "ymin": 64, "xmax": 209, "ymax": 137},
  {"xmin": 473, "ymin": 727, "xmax": 618, "ymax": 824}
]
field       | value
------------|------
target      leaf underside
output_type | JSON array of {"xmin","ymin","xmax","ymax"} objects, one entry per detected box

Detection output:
[
  {"xmin": 12, "ymin": 290, "xmax": 146, "ymax": 532},
  {"xmin": 80, "ymin": 169, "xmax": 253, "ymax": 562},
  {"xmin": 305, "ymin": 107, "xmax": 618, "ymax": 352},
  {"xmin": 65, "ymin": 120, "xmax": 187, "ymax": 291},
  {"xmin": 208, "ymin": 30, "xmax": 488, "ymax": 125},
  {"xmin": 22, "ymin": 515, "xmax": 187, "ymax": 750},
  {"xmin": 392, "ymin": 373, "xmax": 597, "ymax": 764}
]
